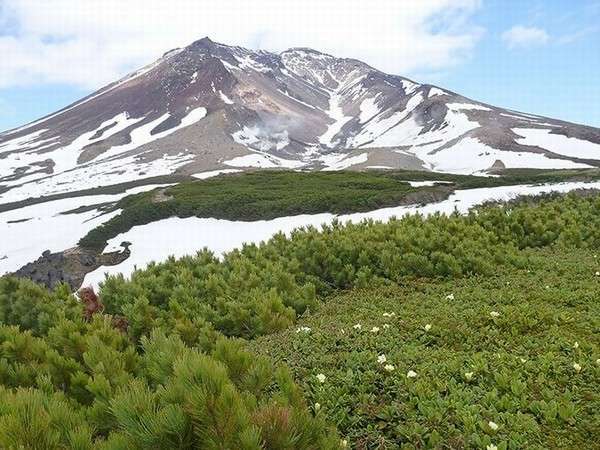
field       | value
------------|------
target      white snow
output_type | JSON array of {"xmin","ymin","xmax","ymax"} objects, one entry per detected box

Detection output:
[
  {"xmin": 500, "ymin": 113, "xmax": 538, "ymax": 122},
  {"xmin": 420, "ymin": 137, "xmax": 592, "ymax": 174},
  {"xmin": 358, "ymin": 95, "xmax": 382, "ymax": 123},
  {"xmin": 0, "ymin": 113, "xmax": 145, "ymax": 191},
  {"xmin": 321, "ymin": 153, "xmax": 368, "ymax": 171},
  {"xmin": 82, "ymin": 181, "xmax": 600, "ymax": 289},
  {"xmin": 447, "ymin": 103, "xmax": 491, "ymax": 112},
  {"xmin": 319, "ymin": 92, "xmax": 353, "ymax": 147},
  {"xmin": 350, "ymin": 93, "xmax": 424, "ymax": 148},
  {"xmin": 224, "ymin": 154, "xmax": 278, "ymax": 169},
  {"xmin": 234, "ymin": 54, "xmax": 272, "ymax": 73},
  {"xmin": 400, "ymin": 180, "xmax": 453, "ymax": 187},
  {"xmin": 513, "ymin": 128, "xmax": 600, "ymax": 160},
  {"xmin": 366, "ymin": 165, "xmax": 393, "ymax": 170},
  {"xmin": 401, "ymin": 80, "xmax": 419, "ymax": 95},
  {"xmin": 192, "ymin": 169, "xmax": 242, "ymax": 179},
  {"xmin": 0, "ymin": 184, "xmax": 173, "ymax": 275},
  {"xmin": 428, "ymin": 88, "xmax": 446, "ymax": 98},
  {"xmin": 0, "ymin": 107, "xmax": 207, "ymax": 204},
  {"xmin": 219, "ymin": 91, "xmax": 234, "ymax": 104},
  {"xmin": 369, "ymin": 118, "xmax": 422, "ymax": 148},
  {"xmin": 1, "ymin": 152, "xmax": 194, "ymax": 205},
  {"xmin": 0, "ymin": 129, "xmax": 49, "ymax": 153},
  {"xmin": 82, "ymin": 213, "xmax": 334, "ymax": 289}
]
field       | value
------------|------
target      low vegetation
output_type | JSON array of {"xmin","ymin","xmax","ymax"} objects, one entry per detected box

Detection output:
[
  {"xmin": 0, "ymin": 191, "xmax": 599, "ymax": 448},
  {"xmin": 251, "ymin": 248, "xmax": 600, "ymax": 449},
  {"xmin": 78, "ymin": 168, "xmax": 600, "ymax": 250}
]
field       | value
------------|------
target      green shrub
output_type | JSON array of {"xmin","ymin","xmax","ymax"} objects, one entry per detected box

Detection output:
[{"xmin": 1, "ymin": 192, "xmax": 600, "ymax": 447}]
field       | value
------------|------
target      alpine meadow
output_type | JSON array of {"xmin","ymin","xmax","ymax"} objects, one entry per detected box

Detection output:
[{"xmin": 1, "ymin": 1, "xmax": 600, "ymax": 449}]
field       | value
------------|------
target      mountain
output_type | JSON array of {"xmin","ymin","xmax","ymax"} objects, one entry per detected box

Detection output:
[{"xmin": 2, "ymin": 36, "xmax": 600, "ymax": 205}]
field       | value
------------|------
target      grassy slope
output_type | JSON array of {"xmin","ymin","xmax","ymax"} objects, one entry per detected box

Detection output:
[
  {"xmin": 251, "ymin": 248, "xmax": 600, "ymax": 449},
  {"xmin": 2, "ymin": 192, "xmax": 600, "ymax": 448},
  {"xmin": 78, "ymin": 168, "xmax": 600, "ymax": 250}
]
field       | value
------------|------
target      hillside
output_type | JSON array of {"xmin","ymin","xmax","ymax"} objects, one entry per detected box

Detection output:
[
  {"xmin": 0, "ymin": 192, "xmax": 598, "ymax": 448},
  {"xmin": 4, "ymin": 169, "xmax": 600, "ymax": 290},
  {"xmin": 2, "ymin": 37, "xmax": 600, "ymax": 207},
  {"xmin": 251, "ymin": 248, "xmax": 600, "ymax": 449}
]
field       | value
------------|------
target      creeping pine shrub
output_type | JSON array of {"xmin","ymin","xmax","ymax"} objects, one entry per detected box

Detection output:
[
  {"xmin": 0, "ymin": 279, "xmax": 339, "ymax": 449},
  {"xmin": 99, "ymin": 194, "xmax": 600, "ymax": 340},
  {"xmin": 1, "ymin": 192, "xmax": 600, "ymax": 447}
]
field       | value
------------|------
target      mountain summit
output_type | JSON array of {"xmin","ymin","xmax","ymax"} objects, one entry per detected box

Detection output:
[{"xmin": 2, "ymin": 37, "xmax": 600, "ymax": 204}]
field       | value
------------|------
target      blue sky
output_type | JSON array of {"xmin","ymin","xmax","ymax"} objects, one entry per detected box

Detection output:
[{"xmin": 0, "ymin": 0, "xmax": 598, "ymax": 132}]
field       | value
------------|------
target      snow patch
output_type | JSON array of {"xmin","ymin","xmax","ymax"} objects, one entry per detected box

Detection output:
[
  {"xmin": 513, "ymin": 128, "xmax": 600, "ymax": 160},
  {"xmin": 351, "ymin": 93, "xmax": 424, "ymax": 148},
  {"xmin": 428, "ymin": 88, "xmax": 446, "ymax": 98},
  {"xmin": 423, "ymin": 137, "xmax": 591, "ymax": 174},
  {"xmin": 0, "ymin": 184, "xmax": 174, "ymax": 275},
  {"xmin": 321, "ymin": 153, "xmax": 368, "ymax": 171},
  {"xmin": 219, "ymin": 91, "xmax": 234, "ymax": 104},
  {"xmin": 223, "ymin": 154, "xmax": 278, "ymax": 169},
  {"xmin": 82, "ymin": 181, "xmax": 600, "ymax": 289},
  {"xmin": 400, "ymin": 180, "xmax": 453, "ymax": 187},
  {"xmin": 319, "ymin": 93, "xmax": 353, "ymax": 147},
  {"xmin": 447, "ymin": 103, "xmax": 491, "ymax": 112},
  {"xmin": 192, "ymin": 169, "xmax": 242, "ymax": 179},
  {"xmin": 359, "ymin": 95, "xmax": 382, "ymax": 123}
]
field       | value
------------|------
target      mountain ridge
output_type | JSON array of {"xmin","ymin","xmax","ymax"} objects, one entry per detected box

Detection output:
[{"xmin": 2, "ymin": 37, "xmax": 600, "ymax": 205}]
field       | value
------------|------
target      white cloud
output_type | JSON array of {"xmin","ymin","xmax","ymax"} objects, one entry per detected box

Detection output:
[
  {"xmin": 0, "ymin": 0, "xmax": 483, "ymax": 89},
  {"xmin": 557, "ymin": 26, "xmax": 599, "ymax": 45},
  {"xmin": 502, "ymin": 25, "xmax": 550, "ymax": 49}
]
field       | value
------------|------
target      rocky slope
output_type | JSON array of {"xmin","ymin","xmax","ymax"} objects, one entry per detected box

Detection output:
[{"xmin": 2, "ymin": 37, "xmax": 600, "ymax": 206}]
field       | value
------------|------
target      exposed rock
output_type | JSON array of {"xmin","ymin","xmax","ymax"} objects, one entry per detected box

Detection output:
[
  {"xmin": 490, "ymin": 159, "xmax": 506, "ymax": 170},
  {"xmin": 13, "ymin": 244, "xmax": 131, "ymax": 290}
]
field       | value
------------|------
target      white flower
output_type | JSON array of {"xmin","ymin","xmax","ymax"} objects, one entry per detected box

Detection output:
[
  {"xmin": 296, "ymin": 326, "xmax": 311, "ymax": 333},
  {"xmin": 406, "ymin": 370, "xmax": 417, "ymax": 378},
  {"xmin": 384, "ymin": 364, "xmax": 395, "ymax": 372},
  {"xmin": 488, "ymin": 421, "xmax": 499, "ymax": 431},
  {"xmin": 545, "ymin": 285, "xmax": 550, "ymax": 289},
  {"xmin": 573, "ymin": 341, "xmax": 579, "ymax": 349},
  {"xmin": 596, "ymin": 358, "xmax": 600, "ymax": 365},
  {"xmin": 573, "ymin": 363, "xmax": 582, "ymax": 373},
  {"xmin": 490, "ymin": 311, "xmax": 500, "ymax": 318},
  {"xmin": 464, "ymin": 372, "xmax": 474, "ymax": 381},
  {"xmin": 377, "ymin": 354, "xmax": 387, "ymax": 364},
  {"xmin": 316, "ymin": 373, "xmax": 326, "ymax": 383},
  {"xmin": 446, "ymin": 294, "xmax": 455, "ymax": 300},
  {"xmin": 424, "ymin": 324, "xmax": 432, "ymax": 332},
  {"xmin": 371, "ymin": 326, "xmax": 380, "ymax": 333},
  {"xmin": 487, "ymin": 445, "xmax": 498, "ymax": 450},
  {"xmin": 383, "ymin": 324, "xmax": 390, "ymax": 329},
  {"xmin": 353, "ymin": 324, "xmax": 362, "ymax": 330},
  {"xmin": 340, "ymin": 329, "xmax": 345, "ymax": 334},
  {"xmin": 596, "ymin": 271, "xmax": 600, "ymax": 276},
  {"xmin": 520, "ymin": 358, "xmax": 527, "ymax": 363},
  {"xmin": 341, "ymin": 439, "xmax": 348, "ymax": 448},
  {"xmin": 314, "ymin": 402, "xmax": 321, "ymax": 411},
  {"xmin": 382, "ymin": 312, "xmax": 396, "ymax": 318}
]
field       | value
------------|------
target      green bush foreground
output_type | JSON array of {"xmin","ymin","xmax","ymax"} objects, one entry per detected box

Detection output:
[{"xmin": 0, "ymin": 191, "xmax": 599, "ymax": 448}]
